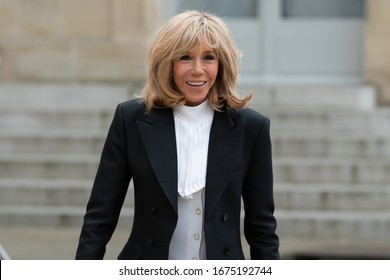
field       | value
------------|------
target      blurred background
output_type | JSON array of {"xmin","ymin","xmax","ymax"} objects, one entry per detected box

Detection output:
[{"xmin": 1, "ymin": 0, "xmax": 390, "ymax": 259}]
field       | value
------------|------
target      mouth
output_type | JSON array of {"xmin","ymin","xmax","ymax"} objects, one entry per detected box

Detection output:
[{"xmin": 186, "ymin": 81, "xmax": 207, "ymax": 87}]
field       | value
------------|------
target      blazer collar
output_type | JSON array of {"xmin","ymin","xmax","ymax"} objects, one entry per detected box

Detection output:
[
  {"xmin": 205, "ymin": 109, "xmax": 243, "ymax": 219},
  {"xmin": 136, "ymin": 107, "xmax": 178, "ymax": 214}
]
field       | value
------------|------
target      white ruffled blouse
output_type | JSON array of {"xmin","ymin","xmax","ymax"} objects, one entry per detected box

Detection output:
[{"xmin": 173, "ymin": 100, "xmax": 214, "ymax": 199}]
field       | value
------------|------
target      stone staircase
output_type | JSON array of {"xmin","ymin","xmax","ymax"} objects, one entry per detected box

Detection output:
[
  {"xmin": 0, "ymin": 84, "xmax": 134, "ymax": 228},
  {"xmin": 1, "ymin": 84, "xmax": 390, "ymax": 244},
  {"xmin": 246, "ymin": 85, "xmax": 390, "ymax": 242}
]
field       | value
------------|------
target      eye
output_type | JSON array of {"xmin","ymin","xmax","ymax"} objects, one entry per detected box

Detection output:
[
  {"xmin": 179, "ymin": 55, "xmax": 191, "ymax": 61},
  {"xmin": 204, "ymin": 53, "xmax": 216, "ymax": 61}
]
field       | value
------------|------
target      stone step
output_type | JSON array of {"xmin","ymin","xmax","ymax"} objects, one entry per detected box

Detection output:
[
  {"xmin": 1, "ymin": 205, "xmax": 389, "ymax": 241},
  {"xmin": 3, "ymin": 106, "xmax": 390, "ymax": 132},
  {"xmin": 0, "ymin": 205, "xmax": 133, "ymax": 228},
  {"xmin": 1, "ymin": 84, "xmax": 374, "ymax": 109},
  {"xmin": 271, "ymin": 131, "xmax": 390, "ymax": 157},
  {"xmin": 3, "ymin": 129, "xmax": 390, "ymax": 157},
  {"xmin": 0, "ymin": 154, "xmax": 99, "ymax": 180},
  {"xmin": 243, "ymin": 85, "xmax": 377, "ymax": 110},
  {"xmin": 0, "ymin": 108, "xmax": 114, "ymax": 129},
  {"xmin": 264, "ymin": 108, "xmax": 390, "ymax": 132},
  {"xmin": 275, "ymin": 210, "xmax": 390, "ymax": 241},
  {"xmin": 273, "ymin": 157, "xmax": 390, "ymax": 184},
  {"xmin": 2, "ymin": 178, "xmax": 388, "ymax": 213},
  {"xmin": 274, "ymin": 184, "xmax": 390, "ymax": 211},
  {"xmin": 0, "ymin": 84, "xmax": 133, "ymax": 108},
  {"xmin": 0, "ymin": 179, "xmax": 92, "ymax": 206},
  {"xmin": 0, "ymin": 129, "xmax": 106, "ymax": 154},
  {"xmin": 0, "ymin": 178, "xmax": 134, "ymax": 207},
  {"xmin": 2, "ymin": 153, "xmax": 389, "ymax": 183}
]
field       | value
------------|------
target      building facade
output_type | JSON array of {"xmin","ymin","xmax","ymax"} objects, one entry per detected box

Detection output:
[{"xmin": 0, "ymin": 0, "xmax": 390, "ymax": 104}]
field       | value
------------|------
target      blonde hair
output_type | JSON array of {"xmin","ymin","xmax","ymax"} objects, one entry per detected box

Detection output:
[{"xmin": 141, "ymin": 10, "xmax": 251, "ymax": 112}]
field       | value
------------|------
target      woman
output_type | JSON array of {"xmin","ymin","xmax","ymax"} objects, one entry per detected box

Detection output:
[{"xmin": 76, "ymin": 10, "xmax": 279, "ymax": 260}]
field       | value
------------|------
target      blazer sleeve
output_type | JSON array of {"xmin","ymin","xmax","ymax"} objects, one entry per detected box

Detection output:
[
  {"xmin": 76, "ymin": 103, "xmax": 132, "ymax": 259},
  {"xmin": 242, "ymin": 117, "xmax": 280, "ymax": 259}
]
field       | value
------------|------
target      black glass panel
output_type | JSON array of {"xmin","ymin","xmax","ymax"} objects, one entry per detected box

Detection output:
[
  {"xmin": 282, "ymin": 0, "xmax": 364, "ymax": 18},
  {"xmin": 177, "ymin": 0, "xmax": 258, "ymax": 18}
]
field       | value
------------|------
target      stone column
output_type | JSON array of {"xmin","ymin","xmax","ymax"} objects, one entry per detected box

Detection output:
[{"xmin": 364, "ymin": 0, "xmax": 390, "ymax": 105}]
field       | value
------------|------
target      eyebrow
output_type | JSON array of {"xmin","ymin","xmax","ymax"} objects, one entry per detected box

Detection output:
[{"xmin": 186, "ymin": 49, "xmax": 216, "ymax": 55}]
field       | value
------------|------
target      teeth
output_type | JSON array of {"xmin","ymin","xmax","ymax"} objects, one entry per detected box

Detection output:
[{"xmin": 186, "ymin": 82, "xmax": 205, "ymax": 86}]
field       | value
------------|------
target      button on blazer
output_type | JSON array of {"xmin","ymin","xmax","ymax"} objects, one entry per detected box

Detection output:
[{"xmin": 76, "ymin": 98, "xmax": 279, "ymax": 260}]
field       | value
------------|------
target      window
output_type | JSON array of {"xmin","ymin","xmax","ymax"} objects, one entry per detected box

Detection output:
[
  {"xmin": 282, "ymin": 0, "xmax": 364, "ymax": 18},
  {"xmin": 176, "ymin": 0, "xmax": 258, "ymax": 18}
]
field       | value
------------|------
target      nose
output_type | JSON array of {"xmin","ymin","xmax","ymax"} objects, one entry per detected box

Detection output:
[{"xmin": 191, "ymin": 59, "xmax": 204, "ymax": 75}]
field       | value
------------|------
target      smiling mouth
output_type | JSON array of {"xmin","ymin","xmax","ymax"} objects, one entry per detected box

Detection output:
[{"xmin": 186, "ymin": 81, "xmax": 206, "ymax": 86}]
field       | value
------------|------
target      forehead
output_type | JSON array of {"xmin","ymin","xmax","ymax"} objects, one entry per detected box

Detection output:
[{"xmin": 186, "ymin": 40, "xmax": 216, "ymax": 53}]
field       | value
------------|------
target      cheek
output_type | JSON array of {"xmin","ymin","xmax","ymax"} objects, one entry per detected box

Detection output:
[
  {"xmin": 173, "ymin": 64, "xmax": 186, "ymax": 84},
  {"xmin": 210, "ymin": 65, "xmax": 219, "ymax": 81},
  {"xmin": 209, "ymin": 69, "xmax": 219, "ymax": 86},
  {"xmin": 172, "ymin": 66, "xmax": 181, "ymax": 88}
]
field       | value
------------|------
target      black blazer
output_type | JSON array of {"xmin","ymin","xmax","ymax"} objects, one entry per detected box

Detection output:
[{"xmin": 76, "ymin": 98, "xmax": 279, "ymax": 260}]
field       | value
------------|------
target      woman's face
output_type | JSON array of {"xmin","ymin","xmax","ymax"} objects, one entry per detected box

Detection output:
[{"xmin": 173, "ymin": 41, "xmax": 219, "ymax": 106}]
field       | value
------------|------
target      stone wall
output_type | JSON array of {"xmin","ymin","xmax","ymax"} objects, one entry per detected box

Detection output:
[
  {"xmin": 0, "ymin": 0, "xmax": 162, "ymax": 83},
  {"xmin": 364, "ymin": 0, "xmax": 390, "ymax": 105}
]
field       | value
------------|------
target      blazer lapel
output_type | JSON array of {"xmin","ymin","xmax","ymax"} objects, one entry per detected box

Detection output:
[
  {"xmin": 205, "ymin": 109, "xmax": 244, "ymax": 219},
  {"xmin": 136, "ymin": 108, "xmax": 178, "ymax": 214}
]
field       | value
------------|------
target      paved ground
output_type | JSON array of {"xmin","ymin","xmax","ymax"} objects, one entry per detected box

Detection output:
[
  {"xmin": 0, "ymin": 225, "xmax": 131, "ymax": 260},
  {"xmin": 1, "ymin": 225, "xmax": 390, "ymax": 260},
  {"xmin": 0, "ymin": 225, "xmax": 275, "ymax": 260}
]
